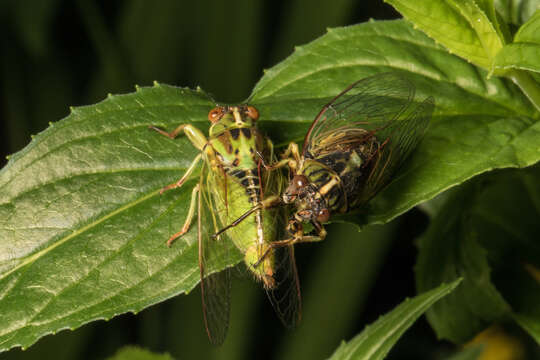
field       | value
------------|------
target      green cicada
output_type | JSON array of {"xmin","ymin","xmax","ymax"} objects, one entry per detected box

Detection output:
[
  {"xmin": 150, "ymin": 105, "xmax": 301, "ymax": 344},
  {"xmin": 225, "ymin": 72, "xmax": 434, "ymax": 256}
]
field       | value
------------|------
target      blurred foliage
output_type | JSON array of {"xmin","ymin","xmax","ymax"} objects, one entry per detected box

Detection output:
[{"xmin": 106, "ymin": 346, "xmax": 174, "ymax": 360}]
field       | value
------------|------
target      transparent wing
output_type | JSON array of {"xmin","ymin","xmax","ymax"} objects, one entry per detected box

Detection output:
[
  {"xmin": 266, "ymin": 244, "xmax": 302, "ymax": 328},
  {"xmin": 359, "ymin": 96, "xmax": 435, "ymax": 204},
  {"xmin": 304, "ymin": 72, "xmax": 415, "ymax": 155},
  {"xmin": 198, "ymin": 161, "xmax": 231, "ymax": 345},
  {"xmin": 259, "ymin": 140, "xmax": 302, "ymax": 327}
]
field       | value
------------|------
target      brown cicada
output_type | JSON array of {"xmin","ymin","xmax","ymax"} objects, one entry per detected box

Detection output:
[{"xmin": 216, "ymin": 72, "xmax": 434, "ymax": 266}]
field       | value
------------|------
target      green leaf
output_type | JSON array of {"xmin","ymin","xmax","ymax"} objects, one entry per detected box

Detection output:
[
  {"xmin": 495, "ymin": 0, "xmax": 540, "ymax": 27},
  {"xmin": 328, "ymin": 279, "xmax": 462, "ymax": 360},
  {"xmin": 107, "ymin": 346, "xmax": 174, "ymax": 360},
  {"xmin": 2, "ymin": 19, "xmax": 540, "ymax": 352},
  {"xmin": 514, "ymin": 312, "xmax": 540, "ymax": 344},
  {"xmin": 514, "ymin": 8, "xmax": 540, "ymax": 43},
  {"xmin": 0, "ymin": 84, "xmax": 242, "ymax": 352},
  {"xmin": 384, "ymin": 0, "xmax": 505, "ymax": 68},
  {"xmin": 415, "ymin": 185, "xmax": 511, "ymax": 343},
  {"xmin": 471, "ymin": 167, "xmax": 540, "ymax": 345},
  {"xmin": 475, "ymin": 0, "xmax": 513, "ymax": 44},
  {"xmin": 416, "ymin": 167, "xmax": 540, "ymax": 343},
  {"xmin": 492, "ymin": 43, "xmax": 540, "ymax": 73},
  {"xmin": 493, "ymin": 10, "xmax": 540, "ymax": 74}
]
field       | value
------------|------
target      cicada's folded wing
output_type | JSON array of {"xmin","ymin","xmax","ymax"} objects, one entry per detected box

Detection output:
[
  {"xmin": 198, "ymin": 162, "xmax": 232, "ymax": 345},
  {"xmin": 266, "ymin": 245, "xmax": 302, "ymax": 328},
  {"xmin": 360, "ymin": 96, "xmax": 435, "ymax": 203},
  {"xmin": 304, "ymin": 72, "xmax": 415, "ymax": 156},
  {"xmin": 258, "ymin": 140, "xmax": 302, "ymax": 328}
]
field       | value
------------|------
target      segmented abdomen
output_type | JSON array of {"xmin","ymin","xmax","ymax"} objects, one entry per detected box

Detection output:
[{"xmin": 227, "ymin": 168, "xmax": 262, "ymax": 204}]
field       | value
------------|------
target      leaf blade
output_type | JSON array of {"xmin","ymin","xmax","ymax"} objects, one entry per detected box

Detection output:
[
  {"xmin": 0, "ymin": 85, "xmax": 241, "ymax": 351},
  {"xmin": 384, "ymin": 0, "xmax": 504, "ymax": 68},
  {"xmin": 328, "ymin": 279, "xmax": 462, "ymax": 360}
]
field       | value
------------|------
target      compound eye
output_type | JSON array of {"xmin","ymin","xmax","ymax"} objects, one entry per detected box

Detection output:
[
  {"xmin": 316, "ymin": 208, "xmax": 330, "ymax": 223},
  {"xmin": 245, "ymin": 106, "xmax": 259, "ymax": 121},
  {"xmin": 293, "ymin": 175, "xmax": 309, "ymax": 189},
  {"xmin": 208, "ymin": 107, "xmax": 223, "ymax": 123}
]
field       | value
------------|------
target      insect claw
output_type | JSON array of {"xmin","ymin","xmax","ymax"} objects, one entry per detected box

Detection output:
[{"xmin": 166, "ymin": 223, "xmax": 191, "ymax": 246}]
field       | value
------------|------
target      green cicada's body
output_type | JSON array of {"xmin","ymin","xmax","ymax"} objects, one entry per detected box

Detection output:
[
  {"xmin": 150, "ymin": 105, "xmax": 300, "ymax": 345},
  {"xmin": 204, "ymin": 109, "xmax": 280, "ymax": 288}
]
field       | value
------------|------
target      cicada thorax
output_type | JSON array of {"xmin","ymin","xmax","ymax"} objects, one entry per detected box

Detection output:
[
  {"xmin": 306, "ymin": 131, "xmax": 381, "ymax": 211},
  {"xmin": 297, "ymin": 160, "xmax": 346, "ymax": 215},
  {"xmin": 295, "ymin": 129, "xmax": 380, "ymax": 219},
  {"xmin": 206, "ymin": 111, "xmax": 278, "ymax": 289}
]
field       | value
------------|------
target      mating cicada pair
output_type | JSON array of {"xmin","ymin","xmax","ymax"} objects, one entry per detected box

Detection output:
[{"xmin": 150, "ymin": 72, "xmax": 434, "ymax": 344}]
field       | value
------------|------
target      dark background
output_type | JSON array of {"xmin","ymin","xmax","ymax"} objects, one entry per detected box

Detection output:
[{"xmin": 0, "ymin": 1, "xmax": 460, "ymax": 359}]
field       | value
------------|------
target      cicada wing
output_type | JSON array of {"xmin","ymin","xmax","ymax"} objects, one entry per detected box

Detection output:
[
  {"xmin": 304, "ymin": 72, "xmax": 415, "ymax": 155},
  {"xmin": 360, "ymin": 96, "xmax": 435, "ymax": 203},
  {"xmin": 198, "ymin": 162, "xmax": 232, "ymax": 345},
  {"xmin": 266, "ymin": 244, "xmax": 302, "ymax": 328},
  {"xmin": 256, "ymin": 140, "xmax": 302, "ymax": 327}
]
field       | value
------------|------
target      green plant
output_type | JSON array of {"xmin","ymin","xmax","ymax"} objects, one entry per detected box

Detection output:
[{"xmin": 1, "ymin": 0, "xmax": 539, "ymax": 359}]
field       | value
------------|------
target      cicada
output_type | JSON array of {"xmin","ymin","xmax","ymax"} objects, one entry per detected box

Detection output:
[
  {"xmin": 225, "ymin": 72, "xmax": 434, "ymax": 255},
  {"xmin": 150, "ymin": 105, "xmax": 301, "ymax": 344}
]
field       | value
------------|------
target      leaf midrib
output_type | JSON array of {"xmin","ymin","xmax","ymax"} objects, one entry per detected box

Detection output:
[
  {"xmin": 0, "ymin": 188, "xmax": 162, "ymax": 282},
  {"xmin": 0, "ymin": 191, "xmax": 196, "ymax": 340}
]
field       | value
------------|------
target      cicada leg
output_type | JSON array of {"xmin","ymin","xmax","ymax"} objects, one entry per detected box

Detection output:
[
  {"xmin": 253, "ymin": 218, "xmax": 326, "ymax": 268},
  {"xmin": 149, "ymin": 123, "xmax": 208, "ymax": 149},
  {"xmin": 256, "ymin": 142, "xmax": 301, "ymax": 173},
  {"xmin": 211, "ymin": 195, "xmax": 282, "ymax": 238},
  {"xmin": 149, "ymin": 123, "xmax": 211, "ymax": 246},
  {"xmin": 308, "ymin": 220, "xmax": 327, "ymax": 241},
  {"xmin": 166, "ymin": 183, "xmax": 200, "ymax": 247},
  {"xmin": 160, "ymin": 153, "xmax": 202, "ymax": 194},
  {"xmin": 150, "ymin": 123, "xmax": 208, "ymax": 194}
]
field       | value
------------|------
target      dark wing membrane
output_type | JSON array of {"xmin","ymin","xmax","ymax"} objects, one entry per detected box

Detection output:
[
  {"xmin": 266, "ymin": 245, "xmax": 302, "ymax": 328},
  {"xmin": 359, "ymin": 96, "xmax": 435, "ymax": 204},
  {"xmin": 304, "ymin": 72, "xmax": 415, "ymax": 155},
  {"xmin": 198, "ymin": 162, "xmax": 231, "ymax": 345}
]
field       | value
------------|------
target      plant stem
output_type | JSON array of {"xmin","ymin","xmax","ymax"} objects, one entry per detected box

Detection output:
[{"xmin": 509, "ymin": 70, "xmax": 540, "ymax": 114}]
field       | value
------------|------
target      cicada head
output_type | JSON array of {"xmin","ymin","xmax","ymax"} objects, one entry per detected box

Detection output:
[
  {"xmin": 283, "ymin": 174, "xmax": 309, "ymax": 204},
  {"xmin": 208, "ymin": 105, "xmax": 260, "ymax": 136}
]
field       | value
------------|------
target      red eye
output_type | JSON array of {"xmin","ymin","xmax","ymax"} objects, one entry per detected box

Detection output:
[
  {"xmin": 208, "ymin": 107, "xmax": 224, "ymax": 123},
  {"xmin": 245, "ymin": 106, "xmax": 259, "ymax": 121}
]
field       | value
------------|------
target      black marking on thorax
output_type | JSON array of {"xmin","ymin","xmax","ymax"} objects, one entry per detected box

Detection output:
[
  {"xmin": 304, "ymin": 164, "xmax": 346, "ymax": 213},
  {"xmin": 317, "ymin": 152, "xmax": 351, "ymax": 176},
  {"xmin": 230, "ymin": 128, "xmax": 240, "ymax": 140},
  {"xmin": 240, "ymin": 128, "xmax": 252, "ymax": 139}
]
